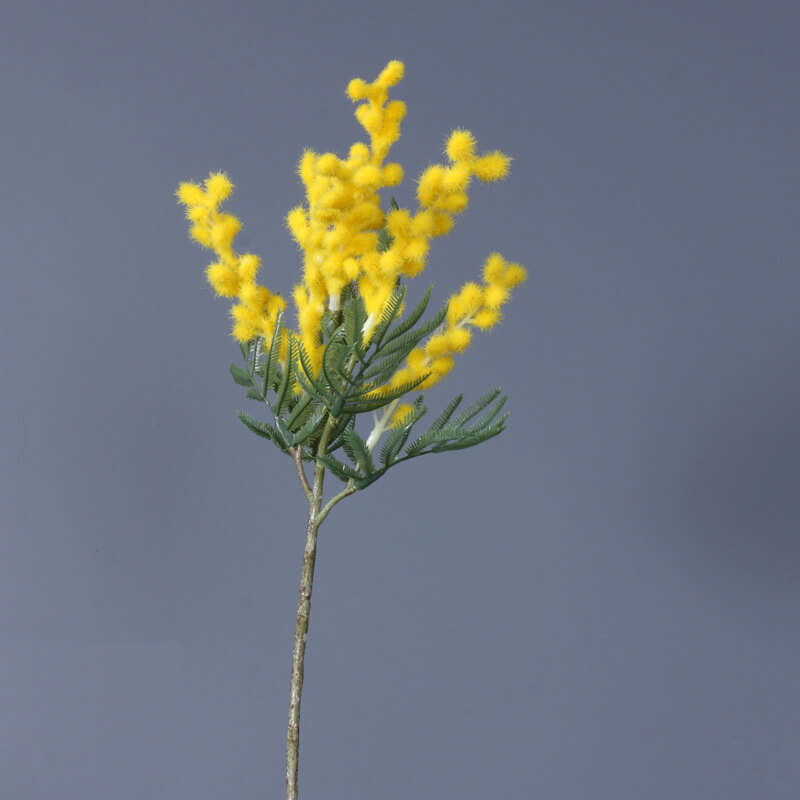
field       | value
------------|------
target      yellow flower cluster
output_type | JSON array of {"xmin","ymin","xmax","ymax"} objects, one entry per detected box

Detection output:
[
  {"xmin": 176, "ymin": 173, "xmax": 285, "ymax": 342},
  {"xmin": 388, "ymin": 252, "xmax": 526, "ymax": 394},
  {"xmin": 177, "ymin": 60, "xmax": 526, "ymax": 403}
]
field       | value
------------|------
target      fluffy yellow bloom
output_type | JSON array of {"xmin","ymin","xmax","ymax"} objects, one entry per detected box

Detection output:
[
  {"xmin": 206, "ymin": 262, "xmax": 240, "ymax": 298},
  {"xmin": 204, "ymin": 172, "xmax": 234, "ymax": 204},
  {"xmin": 176, "ymin": 173, "xmax": 283, "ymax": 343},
  {"xmin": 177, "ymin": 181, "xmax": 207, "ymax": 207},
  {"xmin": 178, "ymin": 60, "xmax": 526, "ymax": 391},
  {"xmin": 445, "ymin": 129, "xmax": 477, "ymax": 163},
  {"xmin": 473, "ymin": 151, "xmax": 511, "ymax": 181}
]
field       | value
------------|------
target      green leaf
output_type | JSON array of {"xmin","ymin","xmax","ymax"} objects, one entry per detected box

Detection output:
[
  {"xmin": 284, "ymin": 390, "xmax": 314, "ymax": 429},
  {"xmin": 380, "ymin": 401, "xmax": 426, "ymax": 466},
  {"xmin": 429, "ymin": 418, "xmax": 507, "ymax": 452},
  {"xmin": 316, "ymin": 453, "xmax": 362, "ymax": 482},
  {"xmin": 382, "ymin": 285, "xmax": 433, "ymax": 345},
  {"xmin": 237, "ymin": 411, "xmax": 284, "ymax": 448},
  {"xmin": 272, "ymin": 348, "xmax": 294, "ymax": 415},
  {"xmin": 293, "ymin": 339, "xmax": 335, "ymax": 407},
  {"xmin": 368, "ymin": 286, "xmax": 406, "ymax": 350},
  {"xmin": 290, "ymin": 405, "xmax": 327, "ymax": 447},
  {"xmin": 341, "ymin": 374, "xmax": 429, "ymax": 414},
  {"xmin": 451, "ymin": 388, "xmax": 503, "ymax": 427},
  {"xmin": 429, "ymin": 394, "xmax": 463, "ymax": 431},
  {"xmin": 373, "ymin": 304, "xmax": 447, "ymax": 361},
  {"xmin": 230, "ymin": 363, "xmax": 252, "ymax": 387},
  {"xmin": 342, "ymin": 427, "xmax": 375, "ymax": 475}
]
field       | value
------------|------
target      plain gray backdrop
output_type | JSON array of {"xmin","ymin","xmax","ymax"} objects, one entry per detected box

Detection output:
[{"xmin": 2, "ymin": 1, "xmax": 799, "ymax": 798}]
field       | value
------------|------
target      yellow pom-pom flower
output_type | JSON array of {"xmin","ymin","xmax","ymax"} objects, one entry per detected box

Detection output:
[
  {"xmin": 445, "ymin": 129, "xmax": 477, "ymax": 163},
  {"xmin": 204, "ymin": 172, "xmax": 234, "ymax": 204},
  {"xmin": 178, "ymin": 60, "xmax": 526, "ymax": 391},
  {"xmin": 473, "ymin": 151, "xmax": 511, "ymax": 181}
]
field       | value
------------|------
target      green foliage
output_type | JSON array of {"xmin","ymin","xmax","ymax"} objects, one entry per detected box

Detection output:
[{"xmin": 230, "ymin": 285, "xmax": 512, "ymax": 489}]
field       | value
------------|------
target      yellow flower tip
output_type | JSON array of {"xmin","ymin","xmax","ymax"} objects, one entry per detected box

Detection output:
[
  {"xmin": 482, "ymin": 252, "xmax": 507, "ymax": 283},
  {"xmin": 386, "ymin": 208, "xmax": 412, "ymax": 237},
  {"xmin": 416, "ymin": 164, "xmax": 446, "ymax": 206},
  {"xmin": 404, "ymin": 237, "xmax": 429, "ymax": 263},
  {"xmin": 286, "ymin": 206, "xmax": 308, "ymax": 243},
  {"xmin": 473, "ymin": 151, "xmax": 512, "ymax": 181},
  {"xmin": 482, "ymin": 283, "xmax": 510, "ymax": 309},
  {"xmin": 176, "ymin": 181, "xmax": 206, "ymax": 207},
  {"xmin": 190, "ymin": 224, "xmax": 213, "ymax": 248},
  {"xmin": 377, "ymin": 60, "xmax": 405, "ymax": 88},
  {"xmin": 292, "ymin": 284, "xmax": 309, "ymax": 309},
  {"xmin": 347, "ymin": 142, "xmax": 370, "ymax": 165},
  {"xmin": 343, "ymin": 257, "xmax": 360, "ymax": 280},
  {"xmin": 503, "ymin": 263, "xmax": 528, "ymax": 288},
  {"xmin": 210, "ymin": 214, "xmax": 242, "ymax": 250},
  {"xmin": 447, "ymin": 282, "xmax": 484, "ymax": 325},
  {"xmin": 431, "ymin": 213, "xmax": 454, "ymax": 237},
  {"xmin": 461, "ymin": 282, "xmax": 484, "ymax": 310},
  {"xmin": 384, "ymin": 99, "xmax": 407, "ymax": 123},
  {"xmin": 445, "ymin": 129, "xmax": 477, "ymax": 163},
  {"xmin": 206, "ymin": 262, "xmax": 240, "ymax": 297},
  {"xmin": 204, "ymin": 172, "xmax": 234, "ymax": 204},
  {"xmin": 185, "ymin": 205, "xmax": 207, "ymax": 222},
  {"xmin": 441, "ymin": 191, "xmax": 469, "ymax": 214},
  {"xmin": 411, "ymin": 210, "xmax": 436, "ymax": 237},
  {"xmin": 472, "ymin": 308, "xmax": 502, "ymax": 329},
  {"xmin": 390, "ymin": 402, "xmax": 416, "ymax": 427},
  {"xmin": 382, "ymin": 163, "xmax": 404, "ymax": 186},
  {"xmin": 237, "ymin": 253, "xmax": 261, "ymax": 283},
  {"xmin": 355, "ymin": 103, "xmax": 383, "ymax": 133},
  {"xmin": 353, "ymin": 163, "xmax": 382, "ymax": 187},
  {"xmin": 315, "ymin": 152, "xmax": 340, "ymax": 175},
  {"xmin": 407, "ymin": 348, "xmax": 428, "ymax": 372},
  {"xmin": 298, "ymin": 150, "xmax": 316, "ymax": 185},
  {"xmin": 231, "ymin": 321, "xmax": 254, "ymax": 343},
  {"xmin": 231, "ymin": 303, "xmax": 269, "ymax": 338},
  {"xmin": 430, "ymin": 356, "xmax": 454, "ymax": 377},
  {"xmin": 378, "ymin": 248, "xmax": 403, "ymax": 276},
  {"xmin": 445, "ymin": 327, "xmax": 472, "ymax": 352},
  {"xmin": 346, "ymin": 77, "xmax": 370, "ymax": 101},
  {"xmin": 239, "ymin": 281, "xmax": 269, "ymax": 307},
  {"xmin": 424, "ymin": 334, "xmax": 450, "ymax": 359},
  {"xmin": 442, "ymin": 163, "xmax": 472, "ymax": 193},
  {"xmin": 268, "ymin": 293, "xmax": 286, "ymax": 315}
]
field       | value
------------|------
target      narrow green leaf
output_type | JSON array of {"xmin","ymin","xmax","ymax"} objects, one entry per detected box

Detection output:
[
  {"xmin": 430, "ymin": 394, "xmax": 464, "ymax": 431},
  {"xmin": 341, "ymin": 374, "xmax": 429, "ymax": 414},
  {"xmin": 316, "ymin": 454, "xmax": 362, "ymax": 481},
  {"xmin": 430, "ymin": 419, "xmax": 507, "ymax": 452},
  {"xmin": 343, "ymin": 427, "xmax": 375, "ymax": 475},
  {"xmin": 452, "ymin": 388, "xmax": 504, "ymax": 428},
  {"xmin": 290, "ymin": 405, "xmax": 327, "ymax": 447},
  {"xmin": 285, "ymin": 391, "xmax": 314, "ymax": 429},
  {"xmin": 237, "ymin": 411, "xmax": 284, "ymax": 448},
  {"xmin": 230, "ymin": 363, "xmax": 252, "ymax": 387},
  {"xmin": 382, "ymin": 285, "xmax": 432, "ymax": 345},
  {"xmin": 380, "ymin": 403, "xmax": 426, "ymax": 467},
  {"xmin": 368, "ymin": 286, "xmax": 406, "ymax": 350}
]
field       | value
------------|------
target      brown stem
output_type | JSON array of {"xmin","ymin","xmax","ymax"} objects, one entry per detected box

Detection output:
[
  {"xmin": 286, "ymin": 413, "xmax": 354, "ymax": 799},
  {"xmin": 286, "ymin": 502, "xmax": 320, "ymax": 800}
]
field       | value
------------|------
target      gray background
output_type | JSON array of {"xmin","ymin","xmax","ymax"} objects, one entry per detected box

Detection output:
[{"xmin": 2, "ymin": 1, "xmax": 799, "ymax": 798}]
